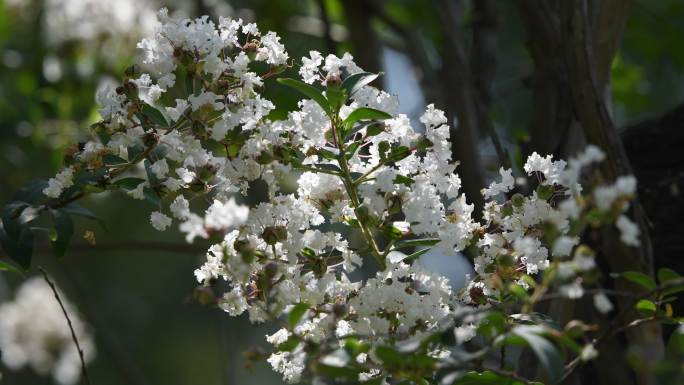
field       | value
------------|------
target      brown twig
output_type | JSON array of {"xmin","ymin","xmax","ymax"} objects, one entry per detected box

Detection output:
[{"xmin": 38, "ymin": 267, "xmax": 93, "ymax": 385}]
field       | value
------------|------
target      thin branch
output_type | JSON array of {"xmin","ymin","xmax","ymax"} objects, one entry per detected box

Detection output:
[
  {"xmin": 558, "ymin": 277, "xmax": 684, "ymax": 383},
  {"xmin": 38, "ymin": 267, "xmax": 93, "ymax": 385}
]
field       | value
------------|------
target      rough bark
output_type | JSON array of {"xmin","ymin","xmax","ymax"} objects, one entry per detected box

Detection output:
[{"xmin": 516, "ymin": 1, "xmax": 664, "ymax": 384}]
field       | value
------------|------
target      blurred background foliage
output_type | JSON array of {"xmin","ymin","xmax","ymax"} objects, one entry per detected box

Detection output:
[{"xmin": 1, "ymin": 0, "xmax": 684, "ymax": 384}]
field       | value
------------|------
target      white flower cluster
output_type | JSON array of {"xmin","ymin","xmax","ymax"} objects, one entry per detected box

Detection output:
[
  {"xmin": 39, "ymin": 9, "xmax": 646, "ymax": 383},
  {"xmin": 465, "ymin": 146, "xmax": 639, "ymax": 304},
  {"xmin": 0, "ymin": 278, "xmax": 95, "ymax": 385}
]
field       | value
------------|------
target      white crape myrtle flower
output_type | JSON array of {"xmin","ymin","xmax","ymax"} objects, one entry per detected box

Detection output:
[
  {"xmin": 43, "ymin": 167, "xmax": 74, "ymax": 198},
  {"xmin": 300, "ymin": 50, "xmax": 323, "ymax": 84},
  {"xmin": 0, "ymin": 278, "xmax": 95, "ymax": 385},
  {"xmin": 593, "ymin": 292, "xmax": 614, "ymax": 314},
  {"xmin": 150, "ymin": 211, "xmax": 172, "ymax": 231},
  {"xmin": 616, "ymin": 214, "xmax": 641, "ymax": 246},
  {"xmin": 32, "ymin": 8, "xmax": 656, "ymax": 383},
  {"xmin": 204, "ymin": 198, "xmax": 249, "ymax": 231},
  {"xmin": 482, "ymin": 167, "xmax": 515, "ymax": 199}
]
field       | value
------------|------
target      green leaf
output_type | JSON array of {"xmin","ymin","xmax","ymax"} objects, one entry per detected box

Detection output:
[
  {"xmin": 127, "ymin": 143, "xmax": 145, "ymax": 161},
  {"xmin": 143, "ymin": 187, "xmax": 161, "ymax": 206},
  {"xmin": 113, "ymin": 177, "xmax": 147, "ymax": 190},
  {"xmin": 341, "ymin": 72, "xmax": 379, "ymax": 97},
  {"xmin": 49, "ymin": 209, "xmax": 74, "ymax": 258},
  {"xmin": 0, "ymin": 222, "xmax": 33, "ymax": 270},
  {"xmin": 343, "ymin": 107, "xmax": 392, "ymax": 130},
  {"xmin": 141, "ymin": 104, "xmax": 169, "ymax": 127},
  {"xmin": 386, "ymin": 146, "xmax": 411, "ymax": 162},
  {"xmin": 394, "ymin": 238, "xmax": 441, "ymax": 249},
  {"xmin": 62, "ymin": 203, "xmax": 106, "ymax": 230},
  {"xmin": 276, "ymin": 335, "xmax": 300, "ymax": 352},
  {"xmin": 2, "ymin": 201, "xmax": 30, "ymax": 239},
  {"xmin": 658, "ymin": 267, "xmax": 681, "ymax": 284},
  {"xmin": 326, "ymin": 87, "xmax": 347, "ymax": 112},
  {"xmin": 635, "ymin": 299, "xmax": 657, "ymax": 314},
  {"xmin": 394, "ymin": 175, "xmax": 415, "ymax": 187},
  {"xmin": 102, "ymin": 154, "xmax": 128, "ymax": 166},
  {"xmin": 381, "ymin": 225, "xmax": 404, "ymax": 240},
  {"xmin": 621, "ymin": 271, "xmax": 656, "ymax": 290},
  {"xmin": 315, "ymin": 363, "xmax": 360, "ymax": 380},
  {"xmin": 375, "ymin": 346, "xmax": 404, "ymax": 367},
  {"xmin": 277, "ymin": 78, "xmax": 332, "ymax": 116},
  {"xmin": 365, "ymin": 123, "xmax": 385, "ymax": 137},
  {"xmin": 144, "ymin": 159, "xmax": 159, "ymax": 185},
  {"xmin": 14, "ymin": 180, "xmax": 49, "ymax": 204},
  {"xmin": 403, "ymin": 248, "xmax": 432, "ymax": 263},
  {"xmin": 0, "ymin": 259, "xmax": 25, "ymax": 277},
  {"xmin": 313, "ymin": 163, "xmax": 342, "ymax": 173},
  {"xmin": 288, "ymin": 302, "xmax": 309, "ymax": 328},
  {"xmin": 344, "ymin": 338, "xmax": 370, "ymax": 358},
  {"xmin": 536, "ymin": 184, "xmax": 554, "ymax": 200},
  {"xmin": 511, "ymin": 326, "xmax": 563, "ymax": 383}
]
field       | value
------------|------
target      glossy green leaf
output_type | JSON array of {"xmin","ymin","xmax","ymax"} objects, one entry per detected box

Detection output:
[
  {"xmin": 621, "ymin": 271, "xmax": 656, "ymax": 290},
  {"xmin": 13, "ymin": 180, "xmax": 48, "ymax": 204},
  {"xmin": 0, "ymin": 222, "xmax": 33, "ymax": 270},
  {"xmin": 113, "ymin": 177, "xmax": 147, "ymax": 190},
  {"xmin": 341, "ymin": 72, "xmax": 379, "ymax": 97},
  {"xmin": 394, "ymin": 238, "xmax": 441, "ymax": 249},
  {"xmin": 365, "ymin": 123, "xmax": 385, "ymax": 137},
  {"xmin": 1, "ymin": 201, "xmax": 30, "ymax": 239},
  {"xmin": 326, "ymin": 87, "xmax": 347, "ymax": 112},
  {"xmin": 277, "ymin": 78, "xmax": 331, "ymax": 116},
  {"xmin": 394, "ymin": 174, "xmax": 415, "ymax": 186},
  {"xmin": 0, "ymin": 259, "xmax": 25, "ymax": 277},
  {"xmin": 288, "ymin": 302, "xmax": 309, "ymax": 328},
  {"xmin": 62, "ymin": 203, "xmax": 106, "ymax": 230},
  {"xmin": 658, "ymin": 267, "xmax": 681, "ymax": 284},
  {"xmin": 386, "ymin": 146, "xmax": 411, "ymax": 162},
  {"xmin": 103, "ymin": 154, "xmax": 128, "ymax": 166},
  {"xmin": 141, "ymin": 104, "xmax": 169, "ymax": 127},
  {"xmin": 375, "ymin": 346, "xmax": 404, "ymax": 367},
  {"xmin": 511, "ymin": 326, "xmax": 563, "ymax": 383},
  {"xmin": 635, "ymin": 299, "xmax": 657, "ymax": 314},
  {"xmin": 127, "ymin": 143, "xmax": 145, "ymax": 161},
  {"xmin": 342, "ymin": 107, "xmax": 392, "ymax": 130}
]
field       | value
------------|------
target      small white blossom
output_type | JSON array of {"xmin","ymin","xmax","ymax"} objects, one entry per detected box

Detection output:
[
  {"xmin": 593, "ymin": 293, "xmax": 614, "ymax": 314},
  {"xmin": 150, "ymin": 211, "xmax": 172, "ymax": 231}
]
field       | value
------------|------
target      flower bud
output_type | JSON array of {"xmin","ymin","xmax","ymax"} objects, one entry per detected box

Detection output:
[
  {"xmin": 142, "ymin": 131, "xmax": 159, "ymax": 147},
  {"xmin": 193, "ymin": 286, "xmax": 216, "ymax": 305},
  {"xmin": 501, "ymin": 202, "xmax": 514, "ymax": 217},
  {"xmin": 262, "ymin": 226, "xmax": 287, "ymax": 245},
  {"xmin": 326, "ymin": 73, "xmax": 341, "ymax": 87},
  {"xmin": 511, "ymin": 193, "xmax": 525, "ymax": 207},
  {"xmin": 256, "ymin": 150, "xmax": 273, "ymax": 165},
  {"xmin": 312, "ymin": 258, "xmax": 327, "ymax": 278},
  {"xmin": 243, "ymin": 42, "xmax": 258, "ymax": 60},
  {"xmin": 469, "ymin": 285, "xmax": 485, "ymax": 304},
  {"xmin": 264, "ymin": 261, "xmax": 279, "ymax": 278},
  {"xmin": 234, "ymin": 239, "xmax": 255, "ymax": 263},
  {"xmin": 124, "ymin": 64, "xmax": 139, "ymax": 78},
  {"xmin": 537, "ymin": 184, "xmax": 555, "ymax": 201},
  {"xmin": 333, "ymin": 302, "xmax": 347, "ymax": 317}
]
